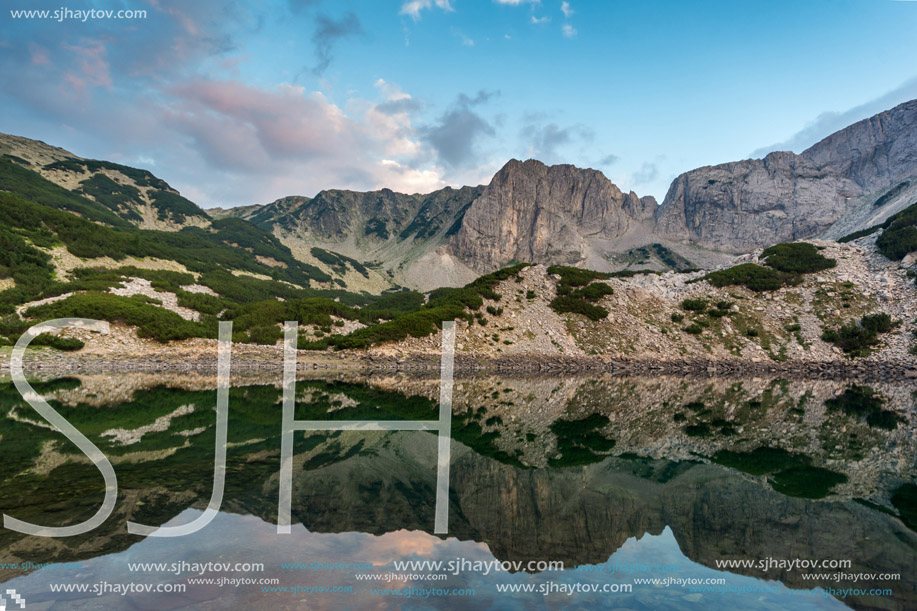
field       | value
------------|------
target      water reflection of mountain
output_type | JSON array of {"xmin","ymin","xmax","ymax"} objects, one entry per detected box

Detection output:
[{"xmin": 0, "ymin": 375, "xmax": 914, "ymax": 610}]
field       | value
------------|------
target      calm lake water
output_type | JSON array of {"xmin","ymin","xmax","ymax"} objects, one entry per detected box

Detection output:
[{"xmin": 0, "ymin": 373, "xmax": 914, "ymax": 610}]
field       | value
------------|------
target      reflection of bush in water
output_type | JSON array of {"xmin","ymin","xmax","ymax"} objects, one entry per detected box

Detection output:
[
  {"xmin": 711, "ymin": 447, "xmax": 847, "ymax": 499},
  {"xmin": 712, "ymin": 447, "xmax": 809, "ymax": 476},
  {"xmin": 770, "ymin": 467, "xmax": 848, "ymax": 499},
  {"xmin": 549, "ymin": 414, "xmax": 615, "ymax": 467},
  {"xmin": 891, "ymin": 484, "xmax": 917, "ymax": 531},
  {"xmin": 825, "ymin": 385, "xmax": 904, "ymax": 430}
]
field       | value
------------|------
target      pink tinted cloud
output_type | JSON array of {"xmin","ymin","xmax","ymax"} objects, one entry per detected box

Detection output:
[
  {"xmin": 62, "ymin": 39, "xmax": 113, "ymax": 91},
  {"xmin": 158, "ymin": 78, "xmax": 456, "ymax": 205},
  {"xmin": 168, "ymin": 79, "xmax": 358, "ymax": 161},
  {"xmin": 29, "ymin": 43, "xmax": 50, "ymax": 66}
]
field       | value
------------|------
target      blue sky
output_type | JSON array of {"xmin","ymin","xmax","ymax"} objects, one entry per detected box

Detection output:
[{"xmin": 2, "ymin": 0, "xmax": 917, "ymax": 208}]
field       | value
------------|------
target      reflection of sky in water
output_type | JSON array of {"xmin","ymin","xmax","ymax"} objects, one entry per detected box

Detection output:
[{"xmin": 8, "ymin": 510, "xmax": 846, "ymax": 610}]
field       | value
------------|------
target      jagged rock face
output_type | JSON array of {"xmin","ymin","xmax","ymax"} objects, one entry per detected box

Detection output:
[
  {"xmin": 653, "ymin": 152, "xmax": 862, "ymax": 253},
  {"xmin": 802, "ymin": 98, "xmax": 917, "ymax": 192},
  {"xmin": 654, "ymin": 99, "xmax": 917, "ymax": 253},
  {"xmin": 243, "ymin": 186, "xmax": 481, "ymax": 244},
  {"xmin": 449, "ymin": 159, "xmax": 642, "ymax": 272}
]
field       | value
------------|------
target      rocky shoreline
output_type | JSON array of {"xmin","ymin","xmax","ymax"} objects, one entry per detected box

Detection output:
[{"xmin": 3, "ymin": 350, "xmax": 916, "ymax": 382}]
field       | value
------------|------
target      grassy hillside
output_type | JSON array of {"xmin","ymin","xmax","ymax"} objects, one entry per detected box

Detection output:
[{"xmin": 0, "ymin": 160, "xmax": 405, "ymax": 345}]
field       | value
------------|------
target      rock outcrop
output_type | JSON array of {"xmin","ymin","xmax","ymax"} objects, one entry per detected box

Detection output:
[
  {"xmin": 652, "ymin": 151, "xmax": 862, "ymax": 253},
  {"xmin": 654, "ymin": 99, "xmax": 917, "ymax": 253},
  {"xmin": 802, "ymin": 98, "xmax": 917, "ymax": 192},
  {"xmin": 448, "ymin": 159, "xmax": 649, "ymax": 272}
]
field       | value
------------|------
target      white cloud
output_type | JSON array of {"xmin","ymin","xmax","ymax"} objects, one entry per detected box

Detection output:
[
  {"xmin": 561, "ymin": 1, "xmax": 573, "ymax": 18},
  {"xmin": 377, "ymin": 159, "xmax": 447, "ymax": 193},
  {"xmin": 451, "ymin": 28, "xmax": 475, "ymax": 46},
  {"xmin": 158, "ymin": 77, "xmax": 464, "ymax": 205},
  {"xmin": 562, "ymin": 23, "xmax": 577, "ymax": 37},
  {"xmin": 400, "ymin": 0, "xmax": 454, "ymax": 20},
  {"xmin": 494, "ymin": 0, "xmax": 540, "ymax": 4},
  {"xmin": 531, "ymin": 15, "xmax": 550, "ymax": 24}
]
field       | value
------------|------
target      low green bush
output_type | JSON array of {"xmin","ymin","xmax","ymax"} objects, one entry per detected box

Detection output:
[
  {"xmin": 701, "ymin": 263, "xmax": 784, "ymax": 292},
  {"xmin": 24, "ymin": 293, "xmax": 209, "ymax": 343},
  {"xmin": 248, "ymin": 325, "xmax": 282, "ymax": 345},
  {"xmin": 861, "ymin": 313, "xmax": 898, "ymax": 334},
  {"xmin": 761, "ymin": 242, "xmax": 836, "ymax": 274},
  {"xmin": 547, "ymin": 265, "xmax": 612, "ymax": 319},
  {"xmin": 839, "ymin": 201, "xmax": 917, "ymax": 260},
  {"xmin": 28, "ymin": 333, "xmax": 85, "ymax": 351},
  {"xmin": 822, "ymin": 324, "xmax": 878, "ymax": 357},
  {"xmin": 549, "ymin": 296, "xmax": 609, "ymax": 321},
  {"xmin": 822, "ymin": 313, "xmax": 899, "ymax": 357},
  {"xmin": 547, "ymin": 265, "xmax": 611, "ymax": 288},
  {"xmin": 681, "ymin": 298, "xmax": 707, "ymax": 311},
  {"xmin": 570, "ymin": 283, "xmax": 614, "ymax": 301},
  {"xmin": 875, "ymin": 202, "xmax": 917, "ymax": 260}
]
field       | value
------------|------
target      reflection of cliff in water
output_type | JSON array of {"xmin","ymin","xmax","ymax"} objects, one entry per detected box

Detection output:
[{"xmin": 0, "ymin": 375, "xmax": 914, "ymax": 610}]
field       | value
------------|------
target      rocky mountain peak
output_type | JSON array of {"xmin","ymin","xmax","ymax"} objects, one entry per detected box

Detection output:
[
  {"xmin": 801, "ymin": 98, "xmax": 917, "ymax": 192},
  {"xmin": 448, "ymin": 159, "xmax": 648, "ymax": 272},
  {"xmin": 652, "ymin": 98, "xmax": 917, "ymax": 253}
]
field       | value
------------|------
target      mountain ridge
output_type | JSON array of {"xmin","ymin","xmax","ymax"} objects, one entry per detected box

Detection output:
[{"xmin": 2, "ymin": 97, "xmax": 916, "ymax": 291}]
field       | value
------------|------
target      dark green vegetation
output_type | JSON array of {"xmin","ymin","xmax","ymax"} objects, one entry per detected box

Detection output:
[
  {"xmin": 677, "ymin": 399, "xmax": 741, "ymax": 438},
  {"xmin": 44, "ymin": 158, "xmax": 204, "ymax": 223},
  {"xmin": 712, "ymin": 447, "xmax": 809, "ymax": 476},
  {"xmin": 699, "ymin": 242, "xmax": 835, "ymax": 292},
  {"xmin": 821, "ymin": 314, "xmax": 900, "ymax": 357},
  {"xmin": 681, "ymin": 298, "xmax": 707, "ymax": 311},
  {"xmin": 891, "ymin": 484, "xmax": 917, "ymax": 531},
  {"xmin": 547, "ymin": 265, "xmax": 612, "ymax": 321},
  {"xmin": 26, "ymin": 293, "xmax": 210, "ymax": 342},
  {"xmin": 677, "ymin": 297, "xmax": 735, "ymax": 335},
  {"xmin": 875, "ymin": 207, "xmax": 917, "ymax": 259},
  {"xmin": 0, "ymin": 157, "xmax": 531, "ymax": 348},
  {"xmin": 622, "ymin": 243, "xmax": 695, "ymax": 271},
  {"xmin": 760, "ymin": 242, "xmax": 836, "ymax": 274},
  {"xmin": 310, "ymin": 247, "xmax": 369, "ymax": 278},
  {"xmin": 0, "ymin": 159, "xmax": 420, "ymax": 345},
  {"xmin": 711, "ymin": 446, "xmax": 847, "ymax": 499},
  {"xmin": 838, "ymin": 225, "xmax": 882, "ymax": 243},
  {"xmin": 27, "ymin": 333, "xmax": 85, "ymax": 351},
  {"xmin": 824, "ymin": 385, "xmax": 904, "ymax": 430},
  {"xmin": 702, "ymin": 263, "xmax": 784, "ymax": 292},
  {"xmin": 770, "ymin": 467, "xmax": 848, "ymax": 499},
  {"xmin": 873, "ymin": 180, "xmax": 911, "ymax": 208},
  {"xmin": 0, "ymin": 377, "xmax": 544, "ymax": 533},
  {"xmin": 840, "ymin": 200, "xmax": 917, "ymax": 260},
  {"xmin": 548, "ymin": 413, "xmax": 615, "ymax": 467},
  {"xmin": 0, "ymin": 157, "xmax": 129, "ymax": 227},
  {"xmin": 861, "ymin": 313, "xmax": 898, "ymax": 334},
  {"xmin": 77, "ymin": 174, "xmax": 143, "ymax": 223},
  {"xmin": 300, "ymin": 264, "xmax": 530, "ymax": 350}
]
